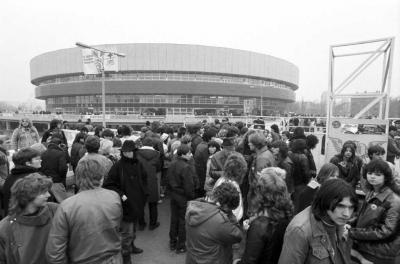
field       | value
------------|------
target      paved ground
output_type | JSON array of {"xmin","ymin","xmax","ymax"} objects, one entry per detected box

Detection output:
[{"xmin": 131, "ymin": 198, "xmax": 186, "ymax": 264}]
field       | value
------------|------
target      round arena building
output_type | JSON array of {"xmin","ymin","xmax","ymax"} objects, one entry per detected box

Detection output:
[{"xmin": 31, "ymin": 43, "xmax": 298, "ymax": 116}]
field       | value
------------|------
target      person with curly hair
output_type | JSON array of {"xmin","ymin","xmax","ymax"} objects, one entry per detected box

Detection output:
[
  {"xmin": 349, "ymin": 159, "xmax": 400, "ymax": 264},
  {"xmin": 211, "ymin": 152, "xmax": 247, "ymax": 221},
  {"xmin": 10, "ymin": 117, "xmax": 40, "ymax": 151},
  {"xmin": 0, "ymin": 173, "xmax": 57, "ymax": 264},
  {"xmin": 239, "ymin": 168, "xmax": 293, "ymax": 264},
  {"xmin": 186, "ymin": 181, "xmax": 242, "ymax": 264}
]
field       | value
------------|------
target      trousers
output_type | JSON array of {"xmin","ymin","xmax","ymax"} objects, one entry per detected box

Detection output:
[{"xmin": 169, "ymin": 196, "xmax": 187, "ymax": 248}]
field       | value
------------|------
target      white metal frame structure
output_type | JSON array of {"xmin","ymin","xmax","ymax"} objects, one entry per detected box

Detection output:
[
  {"xmin": 327, "ymin": 37, "xmax": 395, "ymax": 120},
  {"xmin": 325, "ymin": 37, "xmax": 395, "ymax": 162}
]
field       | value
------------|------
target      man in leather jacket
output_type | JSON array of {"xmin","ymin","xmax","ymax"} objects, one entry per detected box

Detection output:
[{"xmin": 279, "ymin": 179, "xmax": 357, "ymax": 264}]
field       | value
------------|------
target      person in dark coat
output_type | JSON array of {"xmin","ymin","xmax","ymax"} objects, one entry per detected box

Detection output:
[
  {"xmin": 294, "ymin": 163, "xmax": 339, "ymax": 214},
  {"xmin": 41, "ymin": 119, "xmax": 68, "ymax": 146},
  {"xmin": 387, "ymin": 125, "xmax": 400, "ymax": 164},
  {"xmin": 194, "ymin": 127, "xmax": 218, "ymax": 198},
  {"xmin": 240, "ymin": 169, "xmax": 293, "ymax": 264},
  {"xmin": 288, "ymin": 139, "xmax": 311, "ymax": 202},
  {"xmin": 70, "ymin": 132, "xmax": 87, "ymax": 172},
  {"xmin": 330, "ymin": 141, "xmax": 362, "ymax": 188},
  {"xmin": 2, "ymin": 148, "xmax": 42, "ymax": 216},
  {"xmin": 185, "ymin": 182, "xmax": 242, "ymax": 264},
  {"xmin": 40, "ymin": 137, "xmax": 69, "ymax": 203},
  {"xmin": 188, "ymin": 123, "xmax": 204, "ymax": 155},
  {"xmin": 288, "ymin": 127, "xmax": 306, "ymax": 149},
  {"xmin": 305, "ymin": 134, "xmax": 318, "ymax": 178},
  {"xmin": 136, "ymin": 137, "xmax": 161, "ymax": 230},
  {"xmin": 103, "ymin": 140, "xmax": 148, "ymax": 264},
  {"xmin": 271, "ymin": 140, "xmax": 294, "ymax": 194},
  {"xmin": 167, "ymin": 144, "xmax": 196, "ymax": 253},
  {"xmin": 0, "ymin": 143, "xmax": 9, "ymax": 200},
  {"xmin": 209, "ymin": 128, "xmax": 241, "ymax": 184}
]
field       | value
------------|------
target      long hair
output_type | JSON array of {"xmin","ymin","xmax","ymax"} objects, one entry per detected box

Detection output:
[
  {"xmin": 8, "ymin": 173, "xmax": 52, "ymax": 216},
  {"xmin": 73, "ymin": 132, "xmax": 87, "ymax": 144},
  {"xmin": 363, "ymin": 159, "xmax": 397, "ymax": 193},
  {"xmin": 316, "ymin": 163, "xmax": 339, "ymax": 184},
  {"xmin": 339, "ymin": 142, "xmax": 356, "ymax": 162},
  {"xmin": 212, "ymin": 181, "xmax": 240, "ymax": 211},
  {"xmin": 253, "ymin": 169, "xmax": 293, "ymax": 222},
  {"xmin": 223, "ymin": 153, "xmax": 247, "ymax": 184},
  {"xmin": 239, "ymin": 129, "xmax": 257, "ymax": 155},
  {"xmin": 19, "ymin": 117, "xmax": 33, "ymax": 128},
  {"xmin": 312, "ymin": 178, "xmax": 357, "ymax": 220}
]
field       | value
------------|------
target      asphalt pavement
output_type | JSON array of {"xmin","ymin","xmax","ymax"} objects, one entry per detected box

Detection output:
[{"xmin": 132, "ymin": 198, "xmax": 186, "ymax": 264}]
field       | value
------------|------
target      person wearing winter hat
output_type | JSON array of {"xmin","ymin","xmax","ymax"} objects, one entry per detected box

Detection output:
[
  {"xmin": 103, "ymin": 140, "xmax": 147, "ymax": 264},
  {"xmin": 208, "ymin": 127, "xmax": 241, "ymax": 189}
]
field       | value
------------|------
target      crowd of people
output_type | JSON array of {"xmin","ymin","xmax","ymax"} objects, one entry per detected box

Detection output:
[{"xmin": 0, "ymin": 116, "xmax": 399, "ymax": 264}]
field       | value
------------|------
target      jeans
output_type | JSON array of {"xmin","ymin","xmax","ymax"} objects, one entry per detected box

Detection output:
[
  {"xmin": 120, "ymin": 221, "xmax": 135, "ymax": 256},
  {"xmin": 169, "ymin": 197, "xmax": 187, "ymax": 248}
]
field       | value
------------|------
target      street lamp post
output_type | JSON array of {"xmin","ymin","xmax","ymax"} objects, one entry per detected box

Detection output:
[
  {"xmin": 260, "ymin": 86, "xmax": 263, "ymax": 116},
  {"xmin": 75, "ymin": 42, "xmax": 125, "ymax": 127}
]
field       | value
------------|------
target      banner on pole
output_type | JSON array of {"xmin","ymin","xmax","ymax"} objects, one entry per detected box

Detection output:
[{"xmin": 81, "ymin": 46, "xmax": 119, "ymax": 75}]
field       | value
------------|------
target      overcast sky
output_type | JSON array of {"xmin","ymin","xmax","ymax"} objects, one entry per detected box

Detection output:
[{"xmin": 0, "ymin": 0, "xmax": 399, "ymax": 102}]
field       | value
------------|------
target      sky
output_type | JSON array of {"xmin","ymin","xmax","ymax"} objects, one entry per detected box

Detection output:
[{"xmin": 0, "ymin": 0, "xmax": 399, "ymax": 103}]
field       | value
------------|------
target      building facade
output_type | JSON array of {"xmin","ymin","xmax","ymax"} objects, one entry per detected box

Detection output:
[{"xmin": 31, "ymin": 43, "xmax": 299, "ymax": 116}]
